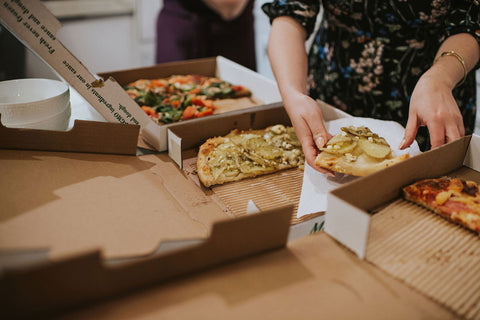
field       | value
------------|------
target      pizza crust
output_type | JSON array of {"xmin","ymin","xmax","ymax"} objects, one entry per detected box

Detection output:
[
  {"xmin": 197, "ymin": 137, "xmax": 224, "ymax": 188},
  {"xmin": 316, "ymin": 152, "xmax": 409, "ymax": 176}
]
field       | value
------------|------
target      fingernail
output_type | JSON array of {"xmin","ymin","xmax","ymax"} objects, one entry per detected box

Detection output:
[
  {"xmin": 399, "ymin": 138, "xmax": 405, "ymax": 149},
  {"xmin": 317, "ymin": 137, "xmax": 325, "ymax": 148}
]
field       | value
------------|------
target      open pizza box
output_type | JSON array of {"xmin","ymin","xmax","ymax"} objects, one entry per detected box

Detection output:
[
  {"xmin": 325, "ymin": 134, "xmax": 480, "ymax": 319},
  {"xmin": 166, "ymin": 100, "xmax": 350, "ymax": 237},
  {"xmin": 0, "ymin": 142, "xmax": 295, "ymax": 318},
  {"xmin": 0, "ymin": 0, "xmax": 281, "ymax": 153}
]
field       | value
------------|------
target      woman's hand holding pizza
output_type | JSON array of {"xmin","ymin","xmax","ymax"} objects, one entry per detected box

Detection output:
[{"xmin": 283, "ymin": 92, "xmax": 334, "ymax": 175}]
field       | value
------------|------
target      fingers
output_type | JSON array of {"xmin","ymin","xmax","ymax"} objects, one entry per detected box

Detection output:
[
  {"xmin": 301, "ymin": 128, "xmax": 335, "ymax": 177},
  {"xmin": 402, "ymin": 112, "xmax": 465, "ymax": 149},
  {"xmin": 399, "ymin": 114, "xmax": 419, "ymax": 149},
  {"xmin": 443, "ymin": 119, "xmax": 464, "ymax": 144},
  {"xmin": 311, "ymin": 126, "xmax": 332, "ymax": 150}
]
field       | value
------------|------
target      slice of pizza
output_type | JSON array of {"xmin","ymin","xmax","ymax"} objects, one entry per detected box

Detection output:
[
  {"xmin": 197, "ymin": 124, "xmax": 304, "ymax": 187},
  {"xmin": 315, "ymin": 126, "xmax": 409, "ymax": 176},
  {"xmin": 403, "ymin": 177, "xmax": 480, "ymax": 234}
]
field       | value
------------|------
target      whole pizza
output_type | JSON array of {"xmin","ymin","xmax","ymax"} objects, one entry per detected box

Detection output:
[{"xmin": 124, "ymin": 75, "xmax": 251, "ymax": 125}]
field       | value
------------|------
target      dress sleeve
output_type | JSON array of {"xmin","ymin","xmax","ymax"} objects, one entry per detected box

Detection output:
[
  {"xmin": 444, "ymin": 0, "xmax": 480, "ymax": 69},
  {"xmin": 261, "ymin": 0, "xmax": 321, "ymax": 38}
]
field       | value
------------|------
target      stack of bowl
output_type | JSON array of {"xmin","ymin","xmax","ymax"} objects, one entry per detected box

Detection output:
[{"xmin": 0, "ymin": 78, "xmax": 71, "ymax": 131}]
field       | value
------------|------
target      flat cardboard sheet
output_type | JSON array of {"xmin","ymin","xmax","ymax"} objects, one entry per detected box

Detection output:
[
  {"xmin": 0, "ymin": 150, "xmax": 227, "ymax": 262},
  {"xmin": 59, "ymin": 232, "xmax": 455, "ymax": 320}
]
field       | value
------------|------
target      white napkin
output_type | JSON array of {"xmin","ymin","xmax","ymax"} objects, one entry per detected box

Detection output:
[{"xmin": 297, "ymin": 117, "xmax": 421, "ymax": 217}]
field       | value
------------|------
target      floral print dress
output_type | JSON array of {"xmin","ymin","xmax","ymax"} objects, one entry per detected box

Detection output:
[{"xmin": 262, "ymin": 0, "xmax": 480, "ymax": 150}]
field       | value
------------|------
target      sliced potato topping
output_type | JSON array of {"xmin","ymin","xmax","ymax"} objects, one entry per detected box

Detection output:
[
  {"xmin": 321, "ymin": 126, "xmax": 392, "ymax": 161},
  {"xmin": 320, "ymin": 141, "xmax": 357, "ymax": 155},
  {"xmin": 357, "ymin": 138, "xmax": 391, "ymax": 159}
]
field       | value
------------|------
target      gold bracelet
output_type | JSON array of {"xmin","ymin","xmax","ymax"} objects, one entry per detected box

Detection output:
[{"xmin": 434, "ymin": 50, "xmax": 467, "ymax": 87}]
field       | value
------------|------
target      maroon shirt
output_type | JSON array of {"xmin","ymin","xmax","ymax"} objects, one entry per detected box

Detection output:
[{"xmin": 155, "ymin": 0, "xmax": 256, "ymax": 71}]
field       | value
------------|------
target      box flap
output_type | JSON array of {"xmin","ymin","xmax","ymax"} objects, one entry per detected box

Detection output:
[
  {"xmin": 0, "ymin": 117, "xmax": 139, "ymax": 155},
  {"xmin": 167, "ymin": 128, "xmax": 183, "ymax": 169},
  {"xmin": 464, "ymin": 134, "xmax": 480, "ymax": 171},
  {"xmin": 325, "ymin": 194, "xmax": 371, "ymax": 258}
]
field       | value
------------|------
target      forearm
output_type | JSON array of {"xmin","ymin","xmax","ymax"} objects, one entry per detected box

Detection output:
[
  {"xmin": 429, "ymin": 33, "xmax": 480, "ymax": 89},
  {"xmin": 267, "ymin": 16, "xmax": 310, "ymax": 107},
  {"xmin": 202, "ymin": 0, "xmax": 250, "ymax": 21}
]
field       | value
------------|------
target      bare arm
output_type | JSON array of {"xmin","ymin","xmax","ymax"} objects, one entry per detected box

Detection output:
[
  {"xmin": 202, "ymin": 0, "xmax": 250, "ymax": 21},
  {"xmin": 400, "ymin": 33, "xmax": 480, "ymax": 149},
  {"xmin": 268, "ymin": 16, "xmax": 333, "ymax": 174}
]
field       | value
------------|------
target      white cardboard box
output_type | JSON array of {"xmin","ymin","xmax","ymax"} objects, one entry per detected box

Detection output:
[{"xmin": 325, "ymin": 134, "xmax": 479, "ymax": 258}]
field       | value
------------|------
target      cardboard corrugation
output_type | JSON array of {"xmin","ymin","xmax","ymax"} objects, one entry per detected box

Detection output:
[
  {"xmin": 212, "ymin": 169, "xmax": 303, "ymax": 222},
  {"xmin": 367, "ymin": 199, "xmax": 480, "ymax": 320}
]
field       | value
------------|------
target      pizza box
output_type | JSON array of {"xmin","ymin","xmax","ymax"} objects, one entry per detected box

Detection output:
[
  {"xmin": 0, "ymin": 0, "xmax": 280, "ymax": 152},
  {"xmin": 325, "ymin": 134, "xmax": 480, "ymax": 319},
  {"xmin": 0, "ymin": 142, "xmax": 294, "ymax": 318},
  {"xmin": 166, "ymin": 100, "xmax": 350, "ymax": 236}
]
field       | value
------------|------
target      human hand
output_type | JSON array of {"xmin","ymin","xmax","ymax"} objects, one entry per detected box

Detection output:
[
  {"xmin": 284, "ymin": 93, "xmax": 334, "ymax": 175},
  {"xmin": 400, "ymin": 70, "xmax": 465, "ymax": 150}
]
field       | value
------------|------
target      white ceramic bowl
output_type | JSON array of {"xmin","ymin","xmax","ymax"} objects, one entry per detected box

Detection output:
[{"xmin": 0, "ymin": 78, "xmax": 71, "ymax": 130}]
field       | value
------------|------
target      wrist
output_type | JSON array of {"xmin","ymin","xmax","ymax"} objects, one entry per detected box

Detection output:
[
  {"xmin": 423, "ymin": 64, "xmax": 458, "ymax": 91},
  {"xmin": 282, "ymin": 91, "xmax": 312, "ymax": 108},
  {"xmin": 430, "ymin": 50, "xmax": 468, "ymax": 89}
]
